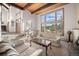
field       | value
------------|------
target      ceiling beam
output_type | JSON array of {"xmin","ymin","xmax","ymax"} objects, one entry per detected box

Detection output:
[
  {"xmin": 34, "ymin": 3, "xmax": 65, "ymax": 15},
  {"xmin": 16, "ymin": 3, "xmax": 27, "ymax": 8},
  {"xmin": 23, "ymin": 3, "xmax": 28, "ymax": 8},
  {"xmin": 26, "ymin": 3, "xmax": 47, "ymax": 12},
  {"xmin": 23, "ymin": 3, "xmax": 33, "ymax": 10},
  {"xmin": 1, "ymin": 3, "xmax": 9, "ymax": 9},
  {"xmin": 7, "ymin": 3, "xmax": 23, "ymax": 10},
  {"xmin": 32, "ymin": 3, "xmax": 56, "ymax": 14}
]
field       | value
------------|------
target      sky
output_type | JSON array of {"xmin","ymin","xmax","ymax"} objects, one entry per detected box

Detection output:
[{"xmin": 41, "ymin": 9, "xmax": 63, "ymax": 22}]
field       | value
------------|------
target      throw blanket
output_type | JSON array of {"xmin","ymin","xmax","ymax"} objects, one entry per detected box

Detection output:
[{"xmin": 0, "ymin": 41, "xmax": 19, "ymax": 56}]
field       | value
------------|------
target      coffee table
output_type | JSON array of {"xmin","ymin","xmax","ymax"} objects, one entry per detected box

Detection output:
[{"xmin": 30, "ymin": 37, "xmax": 52, "ymax": 56}]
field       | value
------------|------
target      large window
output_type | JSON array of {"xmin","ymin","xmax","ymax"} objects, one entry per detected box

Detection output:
[
  {"xmin": 40, "ymin": 9, "xmax": 64, "ymax": 34},
  {"xmin": 46, "ymin": 12, "xmax": 55, "ymax": 32}
]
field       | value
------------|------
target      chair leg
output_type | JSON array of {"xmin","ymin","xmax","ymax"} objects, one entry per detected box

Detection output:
[
  {"xmin": 50, "ymin": 43, "xmax": 52, "ymax": 49},
  {"xmin": 30, "ymin": 41, "xmax": 32, "ymax": 47}
]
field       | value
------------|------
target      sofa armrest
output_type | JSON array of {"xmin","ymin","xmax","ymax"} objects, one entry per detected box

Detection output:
[{"xmin": 30, "ymin": 49, "xmax": 43, "ymax": 56}]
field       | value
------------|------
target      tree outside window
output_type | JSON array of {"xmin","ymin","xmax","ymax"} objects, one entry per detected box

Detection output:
[{"xmin": 40, "ymin": 9, "xmax": 64, "ymax": 34}]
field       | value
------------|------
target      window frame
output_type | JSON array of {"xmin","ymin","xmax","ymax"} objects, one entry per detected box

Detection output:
[{"xmin": 40, "ymin": 8, "xmax": 64, "ymax": 35}]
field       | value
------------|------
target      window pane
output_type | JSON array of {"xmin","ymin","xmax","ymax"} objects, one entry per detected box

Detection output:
[
  {"xmin": 46, "ymin": 12, "xmax": 55, "ymax": 32},
  {"xmin": 2, "ymin": 6, "xmax": 8, "ymax": 24},
  {"xmin": 41, "ymin": 15, "xmax": 45, "ymax": 32},
  {"xmin": 56, "ymin": 9, "xmax": 63, "ymax": 21},
  {"xmin": 57, "ymin": 22, "xmax": 62, "ymax": 32},
  {"xmin": 56, "ymin": 9, "xmax": 63, "ymax": 32}
]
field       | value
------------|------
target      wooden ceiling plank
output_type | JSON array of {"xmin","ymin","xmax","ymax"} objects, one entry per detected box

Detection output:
[
  {"xmin": 8, "ymin": 3, "xmax": 23, "ymax": 10},
  {"xmin": 26, "ymin": 3, "xmax": 47, "ymax": 12},
  {"xmin": 16, "ymin": 3, "xmax": 27, "ymax": 8},
  {"xmin": 34, "ymin": 3, "xmax": 65, "ymax": 15},
  {"xmin": 32, "ymin": 3, "xmax": 56, "ymax": 13},
  {"xmin": 23, "ymin": 3, "xmax": 33, "ymax": 9}
]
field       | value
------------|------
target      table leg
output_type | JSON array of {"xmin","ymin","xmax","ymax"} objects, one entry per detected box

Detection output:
[
  {"xmin": 50, "ymin": 43, "xmax": 52, "ymax": 49},
  {"xmin": 30, "ymin": 40, "xmax": 31, "ymax": 47},
  {"xmin": 46, "ymin": 46, "xmax": 48, "ymax": 56}
]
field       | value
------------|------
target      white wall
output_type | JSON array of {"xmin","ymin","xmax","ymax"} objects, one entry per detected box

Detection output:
[
  {"xmin": 75, "ymin": 4, "xmax": 79, "ymax": 28},
  {"xmin": 23, "ymin": 10, "xmax": 31, "ymax": 32},
  {"xmin": 64, "ymin": 4, "xmax": 77, "ymax": 39},
  {"xmin": 9, "ymin": 6, "xmax": 19, "ymax": 32},
  {"xmin": 9, "ymin": 6, "xmax": 22, "ymax": 32},
  {"xmin": 2, "ymin": 6, "xmax": 8, "ymax": 25},
  {"xmin": 0, "ymin": 5, "xmax": 1, "ymax": 41},
  {"xmin": 37, "ymin": 15, "xmax": 41, "ymax": 31},
  {"xmin": 7, "ymin": 6, "xmax": 38, "ymax": 33},
  {"xmin": 23, "ymin": 10, "xmax": 38, "ymax": 31},
  {"xmin": 31, "ymin": 14, "xmax": 38, "ymax": 30}
]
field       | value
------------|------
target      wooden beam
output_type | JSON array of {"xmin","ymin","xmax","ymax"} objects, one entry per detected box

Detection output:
[
  {"xmin": 23, "ymin": 3, "xmax": 33, "ymax": 10},
  {"xmin": 32, "ymin": 3, "xmax": 55, "ymax": 14},
  {"xmin": 27, "ymin": 3, "xmax": 47, "ymax": 13},
  {"xmin": 40, "ymin": 16, "xmax": 42, "ymax": 32},
  {"xmin": 16, "ymin": 3, "xmax": 27, "ymax": 8},
  {"xmin": 7, "ymin": 3, "xmax": 23, "ymax": 10},
  {"xmin": 1, "ymin": 3, "xmax": 9, "ymax": 9},
  {"xmin": 62, "ymin": 8, "xmax": 64, "ymax": 35},
  {"xmin": 34, "ymin": 3, "xmax": 65, "ymax": 15},
  {"xmin": 44, "ymin": 15, "xmax": 46, "ymax": 32},
  {"xmin": 23, "ymin": 3, "xmax": 28, "ymax": 8}
]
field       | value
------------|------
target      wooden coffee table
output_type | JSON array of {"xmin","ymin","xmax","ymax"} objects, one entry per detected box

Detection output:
[{"xmin": 30, "ymin": 37, "xmax": 52, "ymax": 56}]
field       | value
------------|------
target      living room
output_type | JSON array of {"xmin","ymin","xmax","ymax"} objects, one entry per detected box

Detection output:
[{"xmin": 0, "ymin": 3, "xmax": 79, "ymax": 56}]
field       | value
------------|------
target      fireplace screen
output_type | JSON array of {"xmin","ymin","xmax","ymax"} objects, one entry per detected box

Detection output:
[{"xmin": 1, "ymin": 25, "xmax": 6, "ymax": 32}]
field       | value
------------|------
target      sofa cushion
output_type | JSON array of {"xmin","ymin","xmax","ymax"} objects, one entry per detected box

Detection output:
[
  {"xmin": 13, "ymin": 40, "xmax": 24, "ymax": 47},
  {"xmin": 15, "ymin": 43, "xmax": 29, "ymax": 54},
  {"xmin": 20, "ymin": 47, "xmax": 37, "ymax": 56}
]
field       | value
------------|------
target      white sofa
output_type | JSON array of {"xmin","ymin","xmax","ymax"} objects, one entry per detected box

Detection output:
[{"xmin": 0, "ymin": 34, "xmax": 43, "ymax": 56}]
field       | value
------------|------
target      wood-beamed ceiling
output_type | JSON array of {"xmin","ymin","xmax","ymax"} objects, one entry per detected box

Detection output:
[
  {"xmin": 7, "ymin": 3, "xmax": 24, "ymax": 10},
  {"xmin": 23, "ymin": 3, "xmax": 34, "ymax": 9},
  {"xmin": 35, "ymin": 3, "xmax": 65, "ymax": 15},
  {"xmin": 31, "ymin": 3, "xmax": 56, "ymax": 14},
  {"xmin": 7, "ymin": 3, "xmax": 66, "ymax": 15},
  {"xmin": 26, "ymin": 3, "xmax": 47, "ymax": 12},
  {"xmin": 15, "ymin": 3, "xmax": 27, "ymax": 8}
]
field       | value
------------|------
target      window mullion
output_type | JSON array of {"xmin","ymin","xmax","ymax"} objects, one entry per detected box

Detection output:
[
  {"xmin": 62, "ymin": 9, "xmax": 64, "ymax": 35},
  {"xmin": 55, "ymin": 11, "xmax": 57, "ymax": 33},
  {"xmin": 44, "ymin": 15, "xmax": 46, "ymax": 32},
  {"xmin": 40, "ymin": 16, "xmax": 42, "ymax": 32}
]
